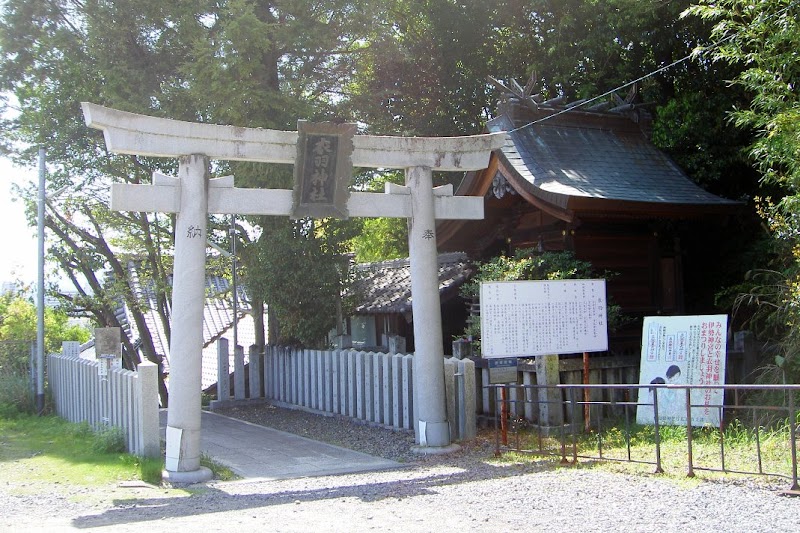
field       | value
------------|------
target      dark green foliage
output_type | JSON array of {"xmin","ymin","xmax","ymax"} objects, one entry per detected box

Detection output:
[
  {"xmin": 685, "ymin": 1, "xmax": 800, "ymax": 383},
  {"xmin": 0, "ymin": 1, "xmax": 382, "ymax": 354},
  {"xmin": 245, "ymin": 218, "xmax": 360, "ymax": 347},
  {"xmin": 652, "ymin": 91, "xmax": 756, "ymax": 197},
  {"xmin": 0, "ymin": 0, "xmax": 782, "ymax": 364},
  {"xmin": 461, "ymin": 250, "xmax": 597, "ymax": 300}
]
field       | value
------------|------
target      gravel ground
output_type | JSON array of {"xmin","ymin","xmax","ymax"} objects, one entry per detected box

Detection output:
[{"xmin": 2, "ymin": 404, "xmax": 799, "ymax": 532}]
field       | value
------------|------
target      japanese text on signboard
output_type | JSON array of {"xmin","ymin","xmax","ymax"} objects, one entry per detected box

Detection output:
[
  {"xmin": 479, "ymin": 279, "xmax": 608, "ymax": 358},
  {"xmin": 636, "ymin": 314, "xmax": 728, "ymax": 427}
]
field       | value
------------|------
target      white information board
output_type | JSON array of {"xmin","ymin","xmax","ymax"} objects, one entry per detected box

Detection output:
[
  {"xmin": 480, "ymin": 279, "xmax": 608, "ymax": 358},
  {"xmin": 636, "ymin": 314, "xmax": 728, "ymax": 427}
]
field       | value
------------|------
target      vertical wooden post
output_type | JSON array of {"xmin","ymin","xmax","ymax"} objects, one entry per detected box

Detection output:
[
  {"xmin": 583, "ymin": 352, "xmax": 590, "ymax": 432},
  {"xmin": 501, "ymin": 386, "xmax": 509, "ymax": 446}
]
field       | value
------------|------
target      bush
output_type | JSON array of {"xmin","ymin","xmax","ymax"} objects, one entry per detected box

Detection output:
[
  {"xmin": 0, "ymin": 340, "xmax": 32, "ymax": 376},
  {"xmin": 91, "ymin": 425, "xmax": 127, "ymax": 454},
  {"xmin": 0, "ymin": 372, "xmax": 34, "ymax": 417},
  {"xmin": 69, "ymin": 421, "xmax": 94, "ymax": 439}
]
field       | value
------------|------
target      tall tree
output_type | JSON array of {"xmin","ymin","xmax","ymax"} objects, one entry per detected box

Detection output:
[
  {"xmin": 1, "ymin": 0, "xmax": 179, "ymax": 403},
  {"xmin": 346, "ymin": 1, "xmax": 753, "ymax": 191},
  {"xmin": 344, "ymin": 1, "xmax": 759, "ymax": 280},
  {"xmin": 686, "ymin": 0, "xmax": 800, "ymax": 193},
  {"xmin": 0, "ymin": 0, "xmax": 383, "ymax": 384},
  {"xmin": 344, "ymin": 0, "xmax": 496, "ymax": 137},
  {"xmin": 685, "ymin": 0, "xmax": 800, "ymax": 380},
  {"xmin": 1, "ymin": 0, "xmax": 778, "ymax": 361}
]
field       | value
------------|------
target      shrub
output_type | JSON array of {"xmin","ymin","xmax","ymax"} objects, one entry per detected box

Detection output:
[
  {"xmin": 0, "ymin": 340, "xmax": 32, "ymax": 376},
  {"xmin": 91, "ymin": 425, "xmax": 127, "ymax": 454},
  {"xmin": 69, "ymin": 421, "xmax": 94, "ymax": 439},
  {"xmin": 0, "ymin": 372, "xmax": 34, "ymax": 417}
]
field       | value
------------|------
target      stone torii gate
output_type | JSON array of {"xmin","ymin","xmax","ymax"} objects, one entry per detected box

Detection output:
[{"xmin": 82, "ymin": 103, "xmax": 506, "ymax": 483}]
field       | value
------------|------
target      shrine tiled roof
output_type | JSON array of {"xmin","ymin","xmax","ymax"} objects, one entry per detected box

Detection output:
[
  {"xmin": 485, "ymin": 111, "xmax": 739, "ymax": 209},
  {"xmin": 351, "ymin": 252, "xmax": 473, "ymax": 314}
]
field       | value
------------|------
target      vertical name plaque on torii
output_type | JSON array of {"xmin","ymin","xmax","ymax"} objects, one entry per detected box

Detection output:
[
  {"xmin": 291, "ymin": 120, "xmax": 355, "ymax": 219},
  {"xmin": 82, "ymin": 103, "xmax": 506, "ymax": 483}
]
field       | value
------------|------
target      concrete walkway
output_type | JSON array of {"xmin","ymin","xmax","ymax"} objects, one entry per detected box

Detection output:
[{"xmin": 159, "ymin": 410, "xmax": 402, "ymax": 481}]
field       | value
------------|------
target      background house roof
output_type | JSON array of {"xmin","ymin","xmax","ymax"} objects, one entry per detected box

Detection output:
[
  {"xmin": 351, "ymin": 252, "xmax": 473, "ymax": 315},
  {"xmin": 95, "ymin": 261, "xmax": 256, "ymax": 389}
]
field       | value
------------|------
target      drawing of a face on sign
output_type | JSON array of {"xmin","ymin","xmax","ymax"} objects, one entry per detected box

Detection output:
[{"xmin": 291, "ymin": 120, "xmax": 355, "ymax": 219}]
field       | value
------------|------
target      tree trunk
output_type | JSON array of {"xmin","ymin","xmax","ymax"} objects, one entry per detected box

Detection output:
[{"xmin": 253, "ymin": 297, "xmax": 266, "ymax": 349}]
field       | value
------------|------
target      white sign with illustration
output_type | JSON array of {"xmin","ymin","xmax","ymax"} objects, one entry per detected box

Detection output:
[{"xmin": 636, "ymin": 314, "xmax": 728, "ymax": 427}]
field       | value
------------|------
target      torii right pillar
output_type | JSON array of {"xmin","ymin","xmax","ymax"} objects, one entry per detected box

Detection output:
[{"xmin": 407, "ymin": 165, "xmax": 453, "ymax": 451}]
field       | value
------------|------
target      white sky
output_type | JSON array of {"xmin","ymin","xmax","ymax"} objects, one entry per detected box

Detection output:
[{"xmin": 0, "ymin": 155, "xmax": 38, "ymax": 285}]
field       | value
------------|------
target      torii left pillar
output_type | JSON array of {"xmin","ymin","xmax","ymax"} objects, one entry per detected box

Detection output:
[{"xmin": 163, "ymin": 154, "xmax": 213, "ymax": 483}]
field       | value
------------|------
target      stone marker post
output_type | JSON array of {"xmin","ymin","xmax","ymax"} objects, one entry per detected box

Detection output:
[{"xmin": 535, "ymin": 353, "xmax": 562, "ymax": 430}]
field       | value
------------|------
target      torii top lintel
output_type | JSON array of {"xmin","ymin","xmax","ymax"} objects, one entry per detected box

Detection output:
[{"xmin": 81, "ymin": 103, "xmax": 507, "ymax": 172}]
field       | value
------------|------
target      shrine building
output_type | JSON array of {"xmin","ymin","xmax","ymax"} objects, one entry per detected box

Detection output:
[{"xmin": 437, "ymin": 93, "xmax": 742, "ymax": 345}]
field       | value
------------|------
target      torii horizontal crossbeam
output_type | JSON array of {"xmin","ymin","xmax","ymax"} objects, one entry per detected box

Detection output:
[
  {"xmin": 79, "ymin": 102, "xmax": 503, "ymax": 476},
  {"xmin": 82, "ymin": 103, "xmax": 507, "ymax": 171},
  {"xmin": 111, "ymin": 179, "xmax": 484, "ymax": 219}
]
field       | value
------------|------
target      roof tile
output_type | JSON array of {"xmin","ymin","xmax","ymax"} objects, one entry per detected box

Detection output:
[
  {"xmin": 350, "ymin": 252, "xmax": 473, "ymax": 314},
  {"xmin": 492, "ymin": 112, "xmax": 737, "ymax": 206}
]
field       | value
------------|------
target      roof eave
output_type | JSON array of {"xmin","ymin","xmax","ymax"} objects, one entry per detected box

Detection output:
[{"xmin": 565, "ymin": 195, "xmax": 745, "ymax": 219}]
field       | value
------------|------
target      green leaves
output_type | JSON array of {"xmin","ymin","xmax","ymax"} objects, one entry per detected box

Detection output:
[
  {"xmin": 0, "ymin": 293, "xmax": 90, "ymax": 374},
  {"xmin": 461, "ymin": 250, "xmax": 597, "ymax": 300},
  {"xmin": 245, "ymin": 219, "xmax": 356, "ymax": 347},
  {"xmin": 688, "ymin": 1, "xmax": 800, "ymax": 190},
  {"xmin": 685, "ymin": 1, "xmax": 800, "ymax": 382}
]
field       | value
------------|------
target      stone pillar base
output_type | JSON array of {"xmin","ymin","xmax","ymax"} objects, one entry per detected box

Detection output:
[
  {"xmin": 411, "ymin": 443, "xmax": 461, "ymax": 455},
  {"xmin": 417, "ymin": 419, "xmax": 450, "ymax": 447},
  {"xmin": 162, "ymin": 466, "xmax": 213, "ymax": 486}
]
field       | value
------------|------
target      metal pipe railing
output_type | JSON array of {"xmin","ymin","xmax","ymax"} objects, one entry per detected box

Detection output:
[{"xmin": 488, "ymin": 382, "xmax": 800, "ymax": 491}]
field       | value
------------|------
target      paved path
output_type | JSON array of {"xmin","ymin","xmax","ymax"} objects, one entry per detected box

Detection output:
[{"xmin": 159, "ymin": 410, "xmax": 402, "ymax": 480}]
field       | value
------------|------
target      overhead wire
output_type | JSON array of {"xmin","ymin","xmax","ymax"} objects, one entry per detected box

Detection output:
[
  {"xmin": 508, "ymin": 39, "xmax": 731, "ymax": 133},
  {"xmin": 507, "ymin": 1, "xmax": 797, "ymax": 133}
]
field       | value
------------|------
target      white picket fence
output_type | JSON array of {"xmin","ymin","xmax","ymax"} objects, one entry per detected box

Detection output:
[
  {"xmin": 266, "ymin": 345, "xmax": 416, "ymax": 430},
  {"xmin": 211, "ymin": 340, "xmax": 476, "ymax": 440},
  {"xmin": 48, "ymin": 346, "xmax": 160, "ymax": 458}
]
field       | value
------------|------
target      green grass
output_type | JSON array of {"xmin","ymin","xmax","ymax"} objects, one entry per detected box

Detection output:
[
  {"xmin": 497, "ymin": 417, "xmax": 798, "ymax": 482},
  {"xmin": 201, "ymin": 453, "xmax": 238, "ymax": 481},
  {"xmin": 0, "ymin": 365, "xmax": 237, "ymax": 486},
  {"xmin": 0, "ymin": 413, "xmax": 239, "ymax": 493},
  {"xmin": 0, "ymin": 415, "xmax": 162, "ymax": 486}
]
